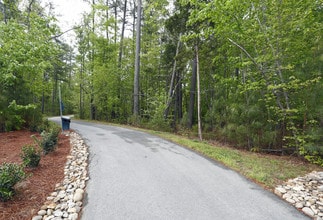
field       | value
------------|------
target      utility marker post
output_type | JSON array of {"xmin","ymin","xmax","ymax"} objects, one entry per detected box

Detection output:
[{"xmin": 58, "ymin": 82, "xmax": 63, "ymax": 131}]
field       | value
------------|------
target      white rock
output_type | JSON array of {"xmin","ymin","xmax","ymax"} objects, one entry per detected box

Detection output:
[
  {"xmin": 73, "ymin": 189, "xmax": 84, "ymax": 202},
  {"xmin": 308, "ymin": 198, "xmax": 317, "ymax": 205},
  {"xmin": 286, "ymin": 198, "xmax": 295, "ymax": 204},
  {"xmin": 274, "ymin": 187, "xmax": 287, "ymax": 196},
  {"xmin": 44, "ymin": 215, "xmax": 54, "ymax": 220},
  {"xmin": 293, "ymin": 186, "xmax": 304, "ymax": 191},
  {"xmin": 47, "ymin": 203, "xmax": 56, "ymax": 209},
  {"xmin": 302, "ymin": 207, "xmax": 315, "ymax": 217},
  {"xmin": 69, "ymin": 213, "xmax": 78, "ymax": 220},
  {"xmin": 38, "ymin": 210, "xmax": 47, "ymax": 216},
  {"xmin": 53, "ymin": 210, "xmax": 63, "ymax": 217},
  {"xmin": 32, "ymin": 216, "xmax": 43, "ymax": 220},
  {"xmin": 74, "ymin": 206, "xmax": 81, "ymax": 213},
  {"xmin": 311, "ymin": 206, "xmax": 319, "ymax": 215},
  {"xmin": 63, "ymin": 211, "xmax": 69, "ymax": 218},
  {"xmin": 295, "ymin": 202, "xmax": 304, "ymax": 209},
  {"xmin": 67, "ymin": 207, "xmax": 77, "ymax": 213},
  {"xmin": 67, "ymin": 202, "xmax": 76, "ymax": 208},
  {"xmin": 35, "ymin": 132, "xmax": 88, "ymax": 220},
  {"xmin": 75, "ymin": 189, "xmax": 84, "ymax": 194}
]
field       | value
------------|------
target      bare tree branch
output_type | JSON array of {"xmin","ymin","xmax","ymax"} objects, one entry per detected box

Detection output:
[{"xmin": 49, "ymin": 26, "xmax": 81, "ymax": 41}]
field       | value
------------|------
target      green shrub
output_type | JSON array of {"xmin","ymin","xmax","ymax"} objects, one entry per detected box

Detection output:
[
  {"xmin": 33, "ymin": 118, "xmax": 51, "ymax": 133},
  {"xmin": 299, "ymin": 145, "xmax": 323, "ymax": 166},
  {"xmin": 0, "ymin": 100, "xmax": 44, "ymax": 132},
  {"xmin": 0, "ymin": 163, "xmax": 26, "ymax": 202},
  {"xmin": 20, "ymin": 145, "xmax": 41, "ymax": 168},
  {"xmin": 33, "ymin": 125, "xmax": 60, "ymax": 155}
]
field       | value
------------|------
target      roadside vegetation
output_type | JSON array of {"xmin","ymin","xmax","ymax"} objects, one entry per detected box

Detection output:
[{"xmin": 146, "ymin": 129, "xmax": 322, "ymax": 189}]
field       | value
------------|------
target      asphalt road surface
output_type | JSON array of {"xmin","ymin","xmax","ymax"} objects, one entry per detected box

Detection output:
[{"xmin": 51, "ymin": 117, "xmax": 309, "ymax": 220}]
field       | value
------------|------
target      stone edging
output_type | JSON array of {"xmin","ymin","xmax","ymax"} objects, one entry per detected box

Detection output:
[
  {"xmin": 32, "ymin": 132, "xmax": 89, "ymax": 220},
  {"xmin": 275, "ymin": 171, "xmax": 323, "ymax": 219}
]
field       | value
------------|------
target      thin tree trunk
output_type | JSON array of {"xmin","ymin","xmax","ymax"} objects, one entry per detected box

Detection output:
[
  {"xmin": 187, "ymin": 57, "xmax": 197, "ymax": 129},
  {"xmin": 105, "ymin": 0, "xmax": 109, "ymax": 40},
  {"xmin": 164, "ymin": 35, "xmax": 181, "ymax": 119},
  {"xmin": 176, "ymin": 73, "xmax": 182, "ymax": 121},
  {"xmin": 195, "ymin": 45, "xmax": 202, "ymax": 141},
  {"xmin": 130, "ymin": 0, "xmax": 136, "ymax": 56},
  {"xmin": 80, "ymin": 59, "xmax": 83, "ymax": 119},
  {"xmin": 118, "ymin": 0, "xmax": 127, "ymax": 68},
  {"xmin": 114, "ymin": 1, "xmax": 117, "ymax": 45},
  {"xmin": 52, "ymin": 77, "xmax": 58, "ymax": 115},
  {"xmin": 133, "ymin": 0, "xmax": 141, "ymax": 116},
  {"xmin": 90, "ymin": 0, "xmax": 96, "ymax": 120}
]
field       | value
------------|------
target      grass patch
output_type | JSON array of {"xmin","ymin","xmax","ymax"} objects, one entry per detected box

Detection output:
[{"xmin": 147, "ymin": 130, "xmax": 322, "ymax": 189}]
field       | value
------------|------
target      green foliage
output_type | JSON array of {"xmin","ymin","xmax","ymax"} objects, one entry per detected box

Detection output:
[
  {"xmin": 0, "ymin": 100, "xmax": 43, "ymax": 132},
  {"xmin": 22, "ymin": 105, "xmax": 44, "ymax": 132},
  {"xmin": 33, "ymin": 124, "xmax": 60, "ymax": 155},
  {"xmin": 20, "ymin": 145, "xmax": 41, "ymax": 168},
  {"xmin": 173, "ymin": 0, "xmax": 323, "ymax": 159},
  {"xmin": 0, "ymin": 163, "xmax": 26, "ymax": 202},
  {"xmin": 69, "ymin": 0, "xmax": 323, "ymax": 167},
  {"xmin": 299, "ymin": 145, "xmax": 323, "ymax": 166},
  {"xmin": 148, "ymin": 129, "xmax": 320, "ymax": 189},
  {"xmin": 147, "ymin": 101, "xmax": 172, "ymax": 132},
  {"xmin": 0, "ymin": 2, "xmax": 71, "ymax": 126},
  {"xmin": 3, "ymin": 100, "xmax": 25, "ymax": 131}
]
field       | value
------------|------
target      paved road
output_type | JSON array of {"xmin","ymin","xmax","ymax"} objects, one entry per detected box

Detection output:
[{"xmin": 52, "ymin": 118, "xmax": 308, "ymax": 220}]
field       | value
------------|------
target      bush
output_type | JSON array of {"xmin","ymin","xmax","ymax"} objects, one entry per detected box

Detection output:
[
  {"xmin": 33, "ymin": 125, "xmax": 60, "ymax": 155},
  {"xmin": 0, "ymin": 163, "xmax": 26, "ymax": 202},
  {"xmin": 0, "ymin": 100, "xmax": 44, "ymax": 132},
  {"xmin": 299, "ymin": 145, "xmax": 323, "ymax": 166},
  {"xmin": 20, "ymin": 145, "xmax": 41, "ymax": 168}
]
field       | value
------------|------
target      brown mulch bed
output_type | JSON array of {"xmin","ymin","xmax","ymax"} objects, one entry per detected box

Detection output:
[{"xmin": 0, "ymin": 130, "xmax": 70, "ymax": 220}]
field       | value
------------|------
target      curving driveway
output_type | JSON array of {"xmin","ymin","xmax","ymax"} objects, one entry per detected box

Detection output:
[{"xmin": 52, "ymin": 118, "xmax": 309, "ymax": 220}]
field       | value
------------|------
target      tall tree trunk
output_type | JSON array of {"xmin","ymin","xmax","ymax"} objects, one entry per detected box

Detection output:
[
  {"xmin": 118, "ymin": 0, "xmax": 127, "ymax": 68},
  {"xmin": 175, "ymin": 73, "xmax": 182, "ymax": 121},
  {"xmin": 105, "ymin": 0, "xmax": 109, "ymax": 40},
  {"xmin": 90, "ymin": 0, "xmax": 96, "ymax": 120},
  {"xmin": 195, "ymin": 45, "xmax": 202, "ymax": 141},
  {"xmin": 80, "ymin": 54, "xmax": 84, "ymax": 119},
  {"xmin": 114, "ymin": 0, "xmax": 117, "ymax": 45},
  {"xmin": 164, "ymin": 35, "xmax": 181, "ymax": 119},
  {"xmin": 132, "ymin": 0, "xmax": 136, "ymax": 54},
  {"xmin": 133, "ymin": 0, "xmax": 141, "ymax": 116},
  {"xmin": 187, "ymin": 57, "xmax": 197, "ymax": 129},
  {"xmin": 52, "ymin": 76, "xmax": 58, "ymax": 115}
]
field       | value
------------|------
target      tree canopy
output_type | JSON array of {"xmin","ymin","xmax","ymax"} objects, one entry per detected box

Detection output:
[{"xmin": 1, "ymin": 0, "xmax": 322, "ymax": 165}]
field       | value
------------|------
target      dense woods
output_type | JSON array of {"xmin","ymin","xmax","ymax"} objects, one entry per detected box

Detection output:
[{"xmin": 0, "ymin": 0, "xmax": 322, "ymax": 165}]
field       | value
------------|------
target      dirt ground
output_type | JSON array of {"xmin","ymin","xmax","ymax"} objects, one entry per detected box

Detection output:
[{"xmin": 0, "ymin": 130, "xmax": 70, "ymax": 220}]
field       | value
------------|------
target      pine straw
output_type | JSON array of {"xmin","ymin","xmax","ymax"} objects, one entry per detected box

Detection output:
[{"xmin": 0, "ymin": 130, "xmax": 70, "ymax": 220}]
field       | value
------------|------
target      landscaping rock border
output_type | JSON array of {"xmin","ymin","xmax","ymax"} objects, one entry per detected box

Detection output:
[
  {"xmin": 275, "ymin": 171, "xmax": 323, "ymax": 220},
  {"xmin": 32, "ymin": 132, "xmax": 89, "ymax": 220}
]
